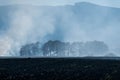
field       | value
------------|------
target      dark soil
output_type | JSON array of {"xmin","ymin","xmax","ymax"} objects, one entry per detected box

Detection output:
[{"xmin": 0, "ymin": 57, "xmax": 120, "ymax": 80}]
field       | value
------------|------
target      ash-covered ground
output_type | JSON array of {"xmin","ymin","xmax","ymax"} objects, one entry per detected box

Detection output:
[{"xmin": 0, "ymin": 57, "xmax": 120, "ymax": 80}]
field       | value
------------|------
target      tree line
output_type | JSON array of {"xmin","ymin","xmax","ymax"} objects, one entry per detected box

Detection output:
[{"xmin": 20, "ymin": 40, "xmax": 109, "ymax": 57}]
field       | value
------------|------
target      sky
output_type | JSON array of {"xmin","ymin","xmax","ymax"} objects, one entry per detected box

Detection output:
[{"xmin": 0, "ymin": 0, "xmax": 120, "ymax": 8}]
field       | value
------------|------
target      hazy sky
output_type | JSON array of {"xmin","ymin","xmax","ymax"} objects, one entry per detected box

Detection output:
[
  {"xmin": 0, "ymin": 0, "xmax": 120, "ymax": 56},
  {"xmin": 0, "ymin": 0, "xmax": 120, "ymax": 7}
]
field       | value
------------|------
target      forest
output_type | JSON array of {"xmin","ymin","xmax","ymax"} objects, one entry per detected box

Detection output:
[{"xmin": 20, "ymin": 40, "xmax": 109, "ymax": 57}]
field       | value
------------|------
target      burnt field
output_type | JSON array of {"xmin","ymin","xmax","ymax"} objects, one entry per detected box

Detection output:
[{"xmin": 0, "ymin": 57, "xmax": 120, "ymax": 80}]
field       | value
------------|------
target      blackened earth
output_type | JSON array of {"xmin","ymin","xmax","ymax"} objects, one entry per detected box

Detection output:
[{"xmin": 0, "ymin": 57, "xmax": 120, "ymax": 80}]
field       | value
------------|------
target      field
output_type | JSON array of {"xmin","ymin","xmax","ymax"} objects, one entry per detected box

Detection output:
[{"xmin": 0, "ymin": 57, "xmax": 120, "ymax": 80}]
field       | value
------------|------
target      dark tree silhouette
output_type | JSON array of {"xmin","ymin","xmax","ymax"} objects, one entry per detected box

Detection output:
[
  {"xmin": 20, "ymin": 42, "xmax": 41, "ymax": 56},
  {"xmin": 42, "ymin": 40, "xmax": 66, "ymax": 56},
  {"xmin": 20, "ymin": 40, "xmax": 109, "ymax": 57},
  {"xmin": 42, "ymin": 40, "xmax": 53, "ymax": 56}
]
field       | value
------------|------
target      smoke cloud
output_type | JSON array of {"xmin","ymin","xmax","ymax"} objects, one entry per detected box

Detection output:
[
  {"xmin": 0, "ymin": 2, "xmax": 119, "ymax": 56},
  {"xmin": 0, "ymin": 6, "xmax": 55, "ymax": 56}
]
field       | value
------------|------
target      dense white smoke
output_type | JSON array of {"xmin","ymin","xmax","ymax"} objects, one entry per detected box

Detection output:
[
  {"xmin": 0, "ymin": 36, "xmax": 13, "ymax": 56},
  {"xmin": 0, "ymin": 2, "xmax": 119, "ymax": 56},
  {"xmin": 0, "ymin": 7, "xmax": 55, "ymax": 56}
]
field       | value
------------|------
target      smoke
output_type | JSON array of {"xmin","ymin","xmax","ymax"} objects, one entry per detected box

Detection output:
[
  {"xmin": 0, "ymin": 36, "xmax": 13, "ymax": 56},
  {"xmin": 0, "ymin": 2, "xmax": 119, "ymax": 56},
  {"xmin": 0, "ymin": 6, "xmax": 55, "ymax": 56}
]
